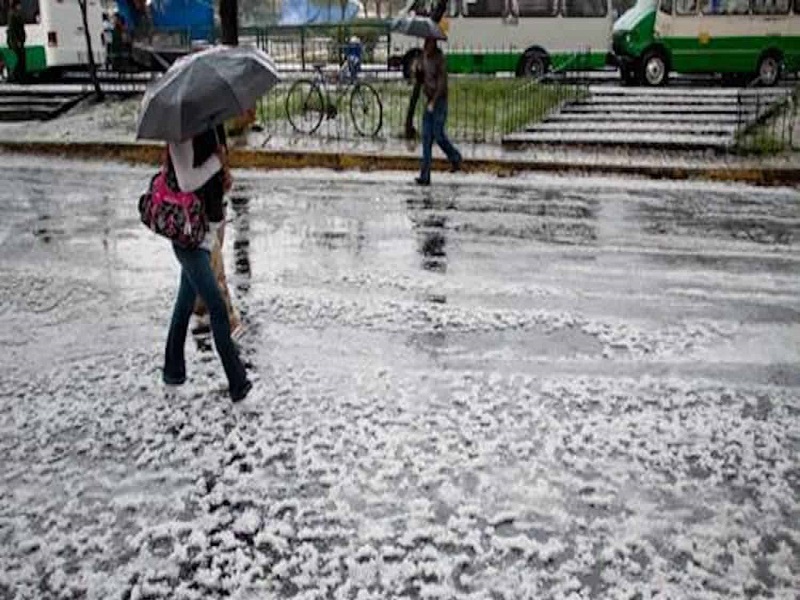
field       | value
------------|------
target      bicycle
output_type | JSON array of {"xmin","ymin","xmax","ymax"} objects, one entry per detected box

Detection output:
[{"xmin": 285, "ymin": 61, "xmax": 383, "ymax": 137}]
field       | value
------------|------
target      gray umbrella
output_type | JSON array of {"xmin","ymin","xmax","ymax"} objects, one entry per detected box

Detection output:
[
  {"xmin": 390, "ymin": 15, "xmax": 447, "ymax": 40},
  {"xmin": 136, "ymin": 45, "xmax": 280, "ymax": 142}
]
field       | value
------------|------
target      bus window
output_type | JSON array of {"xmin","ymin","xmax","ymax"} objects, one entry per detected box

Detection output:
[
  {"xmin": 752, "ymin": 0, "xmax": 790, "ymax": 13},
  {"xmin": 660, "ymin": 0, "xmax": 674, "ymax": 13},
  {"xmin": 676, "ymin": 0, "xmax": 697, "ymax": 13},
  {"xmin": 21, "ymin": 0, "xmax": 39, "ymax": 23},
  {"xmin": 516, "ymin": 0, "xmax": 558, "ymax": 15},
  {"xmin": 701, "ymin": 0, "xmax": 749, "ymax": 13},
  {"xmin": 463, "ymin": 0, "xmax": 506, "ymax": 16},
  {"xmin": 563, "ymin": 0, "xmax": 608, "ymax": 15}
]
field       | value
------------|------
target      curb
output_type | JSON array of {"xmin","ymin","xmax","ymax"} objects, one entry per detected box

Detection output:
[{"xmin": 1, "ymin": 140, "xmax": 799, "ymax": 186}]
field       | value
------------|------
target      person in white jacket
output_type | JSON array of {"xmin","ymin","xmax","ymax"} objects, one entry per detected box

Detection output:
[{"xmin": 162, "ymin": 126, "xmax": 252, "ymax": 402}]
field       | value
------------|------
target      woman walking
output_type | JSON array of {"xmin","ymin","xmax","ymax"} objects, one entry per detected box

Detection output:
[{"xmin": 162, "ymin": 127, "xmax": 252, "ymax": 402}]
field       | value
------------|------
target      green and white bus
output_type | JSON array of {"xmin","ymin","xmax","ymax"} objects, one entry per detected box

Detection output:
[
  {"xmin": 388, "ymin": 0, "xmax": 618, "ymax": 78},
  {"xmin": 612, "ymin": 0, "xmax": 800, "ymax": 85},
  {"xmin": 0, "ymin": 0, "xmax": 105, "ymax": 81}
]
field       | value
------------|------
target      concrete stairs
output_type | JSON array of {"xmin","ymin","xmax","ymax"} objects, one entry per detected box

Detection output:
[
  {"xmin": 503, "ymin": 85, "xmax": 794, "ymax": 152},
  {"xmin": 0, "ymin": 88, "xmax": 89, "ymax": 122}
]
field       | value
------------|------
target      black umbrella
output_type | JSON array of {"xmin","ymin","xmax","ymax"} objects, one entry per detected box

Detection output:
[{"xmin": 136, "ymin": 45, "xmax": 280, "ymax": 142}]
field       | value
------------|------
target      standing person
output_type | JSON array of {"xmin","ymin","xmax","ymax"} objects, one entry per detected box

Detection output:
[
  {"xmin": 415, "ymin": 37, "xmax": 461, "ymax": 186},
  {"xmin": 6, "ymin": 0, "xmax": 26, "ymax": 83},
  {"xmin": 163, "ymin": 126, "xmax": 253, "ymax": 403}
]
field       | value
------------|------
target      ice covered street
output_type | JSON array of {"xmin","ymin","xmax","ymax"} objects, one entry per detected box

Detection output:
[{"xmin": 0, "ymin": 155, "xmax": 798, "ymax": 599}]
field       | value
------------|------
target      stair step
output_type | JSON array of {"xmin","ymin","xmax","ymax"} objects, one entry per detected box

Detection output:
[
  {"xmin": 564, "ymin": 103, "xmax": 744, "ymax": 114},
  {"xmin": 581, "ymin": 95, "xmax": 743, "ymax": 106},
  {"xmin": 0, "ymin": 108, "xmax": 53, "ymax": 121},
  {"xmin": 504, "ymin": 131, "xmax": 733, "ymax": 150},
  {"xmin": 587, "ymin": 85, "xmax": 791, "ymax": 98},
  {"xmin": 0, "ymin": 97, "xmax": 76, "ymax": 107},
  {"xmin": 546, "ymin": 112, "xmax": 741, "ymax": 123},
  {"xmin": 528, "ymin": 121, "xmax": 737, "ymax": 135}
]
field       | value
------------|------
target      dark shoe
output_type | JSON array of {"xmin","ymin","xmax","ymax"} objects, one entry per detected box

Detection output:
[
  {"xmin": 449, "ymin": 160, "xmax": 462, "ymax": 173},
  {"xmin": 231, "ymin": 379, "xmax": 253, "ymax": 403},
  {"xmin": 415, "ymin": 177, "xmax": 430, "ymax": 186}
]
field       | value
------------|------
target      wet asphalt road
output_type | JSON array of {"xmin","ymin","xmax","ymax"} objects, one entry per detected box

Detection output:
[{"xmin": 0, "ymin": 156, "xmax": 798, "ymax": 599}]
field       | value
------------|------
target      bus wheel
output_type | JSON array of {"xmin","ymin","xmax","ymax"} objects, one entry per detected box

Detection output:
[
  {"xmin": 518, "ymin": 50, "xmax": 548, "ymax": 79},
  {"xmin": 641, "ymin": 50, "xmax": 668, "ymax": 86},
  {"xmin": 757, "ymin": 52, "xmax": 782, "ymax": 87},
  {"xmin": 402, "ymin": 49, "xmax": 422, "ymax": 82}
]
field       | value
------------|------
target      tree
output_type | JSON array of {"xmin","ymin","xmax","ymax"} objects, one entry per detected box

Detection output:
[
  {"xmin": 220, "ymin": 0, "xmax": 239, "ymax": 46},
  {"xmin": 77, "ymin": 0, "xmax": 104, "ymax": 101}
]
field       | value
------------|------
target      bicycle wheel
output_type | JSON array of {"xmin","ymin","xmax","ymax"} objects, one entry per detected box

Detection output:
[
  {"xmin": 286, "ymin": 79, "xmax": 325, "ymax": 135},
  {"xmin": 349, "ymin": 82, "xmax": 383, "ymax": 138}
]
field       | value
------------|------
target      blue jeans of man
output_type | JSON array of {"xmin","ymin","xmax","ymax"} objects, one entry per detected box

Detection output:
[
  {"xmin": 163, "ymin": 243, "xmax": 248, "ymax": 397},
  {"xmin": 419, "ymin": 99, "xmax": 461, "ymax": 183}
]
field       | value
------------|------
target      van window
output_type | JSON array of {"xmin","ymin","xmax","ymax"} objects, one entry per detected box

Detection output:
[
  {"xmin": 463, "ymin": 0, "xmax": 505, "ymax": 16},
  {"xmin": 702, "ymin": 0, "xmax": 749, "ymax": 13},
  {"xmin": 563, "ymin": 0, "xmax": 608, "ymax": 16},
  {"xmin": 21, "ymin": 0, "xmax": 39, "ymax": 24},
  {"xmin": 517, "ymin": 0, "xmax": 558, "ymax": 16},
  {"xmin": 752, "ymin": 0, "xmax": 790, "ymax": 13}
]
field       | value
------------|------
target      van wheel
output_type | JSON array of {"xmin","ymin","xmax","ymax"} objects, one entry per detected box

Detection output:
[
  {"xmin": 757, "ymin": 52, "xmax": 782, "ymax": 87},
  {"xmin": 518, "ymin": 50, "xmax": 548, "ymax": 79},
  {"xmin": 640, "ymin": 49, "xmax": 668, "ymax": 86},
  {"xmin": 402, "ymin": 49, "xmax": 422, "ymax": 82}
]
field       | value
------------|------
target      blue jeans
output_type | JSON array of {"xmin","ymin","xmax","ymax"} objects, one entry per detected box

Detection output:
[
  {"xmin": 419, "ymin": 99, "xmax": 461, "ymax": 183},
  {"xmin": 163, "ymin": 243, "xmax": 249, "ymax": 397}
]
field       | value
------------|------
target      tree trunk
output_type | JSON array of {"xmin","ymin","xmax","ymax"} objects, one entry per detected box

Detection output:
[
  {"xmin": 78, "ymin": 0, "xmax": 104, "ymax": 101},
  {"xmin": 220, "ymin": 0, "xmax": 239, "ymax": 46}
]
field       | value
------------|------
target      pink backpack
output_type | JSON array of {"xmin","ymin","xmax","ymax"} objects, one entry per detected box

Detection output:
[{"xmin": 138, "ymin": 169, "xmax": 208, "ymax": 249}]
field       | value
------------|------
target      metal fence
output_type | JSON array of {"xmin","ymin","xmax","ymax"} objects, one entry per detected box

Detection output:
[
  {"xmin": 246, "ymin": 23, "xmax": 394, "ymax": 71},
  {"xmin": 734, "ymin": 84, "xmax": 798, "ymax": 154},
  {"xmin": 254, "ymin": 74, "xmax": 587, "ymax": 144}
]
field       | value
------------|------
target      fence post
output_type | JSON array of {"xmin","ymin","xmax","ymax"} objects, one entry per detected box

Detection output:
[{"xmin": 300, "ymin": 26, "xmax": 306, "ymax": 72}]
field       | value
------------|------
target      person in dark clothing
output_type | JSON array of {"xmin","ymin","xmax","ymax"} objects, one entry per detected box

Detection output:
[
  {"xmin": 404, "ymin": 0, "xmax": 448, "ymax": 139},
  {"xmin": 163, "ymin": 125, "xmax": 253, "ymax": 403},
  {"xmin": 415, "ymin": 37, "xmax": 461, "ymax": 186},
  {"xmin": 7, "ymin": 0, "xmax": 26, "ymax": 83}
]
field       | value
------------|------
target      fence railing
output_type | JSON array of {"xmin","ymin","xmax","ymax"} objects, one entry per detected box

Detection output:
[
  {"xmin": 247, "ymin": 22, "xmax": 394, "ymax": 71},
  {"xmin": 734, "ymin": 81, "xmax": 798, "ymax": 154},
  {"xmin": 255, "ymin": 75, "xmax": 586, "ymax": 144}
]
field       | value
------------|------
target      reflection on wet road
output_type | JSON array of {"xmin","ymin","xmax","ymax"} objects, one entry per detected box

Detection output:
[{"xmin": 0, "ymin": 156, "xmax": 798, "ymax": 599}]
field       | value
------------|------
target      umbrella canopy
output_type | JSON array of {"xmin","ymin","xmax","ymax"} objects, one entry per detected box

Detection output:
[
  {"xmin": 390, "ymin": 15, "xmax": 447, "ymax": 40},
  {"xmin": 136, "ymin": 45, "xmax": 280, "ymax": 142}
]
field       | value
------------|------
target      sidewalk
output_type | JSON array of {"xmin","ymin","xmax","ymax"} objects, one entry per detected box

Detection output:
[{"xmin": 1, "ymin": 96, "xmax": 799, "ymax": 185}]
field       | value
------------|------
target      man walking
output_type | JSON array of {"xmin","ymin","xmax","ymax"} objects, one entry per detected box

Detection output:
[
  {"xmin": 415, "ymin": 37, "xmax": 461, "ymax": 186},
  {"xmin": 7, "ymin": 0, "xmax": 26, "ymax": 83}
]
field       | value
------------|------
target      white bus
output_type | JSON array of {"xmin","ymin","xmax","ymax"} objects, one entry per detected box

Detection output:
[
  {"xmin": 388, "ymin": 0, "xmax": 617, "ymax": 78},
  {"xmin": 613, "ymin": 0, "xmax": 800, "ymax": 86},
  {"xmin": 0, "ymin": 0, "xmax": 105, "ymax": 80}
]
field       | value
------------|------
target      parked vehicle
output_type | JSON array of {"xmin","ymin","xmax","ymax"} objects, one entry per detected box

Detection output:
[
  {"xmin": 0, "ymin": 0, "xmax": 105, "ymax": 80},
  {"xmin": 612, "ymin": 0, "xmax": 800, "ymax": 86},
  {"xmin": 388, "ymin": 0, "xmax": 617, "ymax": 79}
]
